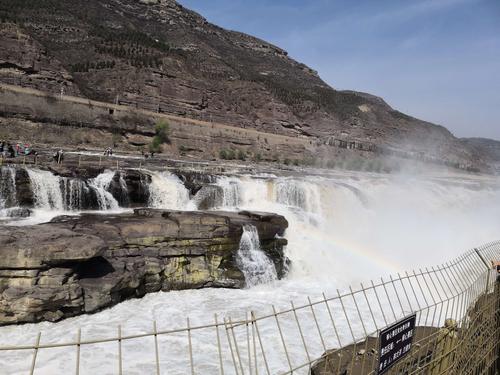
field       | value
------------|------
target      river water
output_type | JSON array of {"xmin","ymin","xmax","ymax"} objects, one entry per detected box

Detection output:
[{"xmin": 0, "ymin": 168, "xmax": 499, "ymax": 374}]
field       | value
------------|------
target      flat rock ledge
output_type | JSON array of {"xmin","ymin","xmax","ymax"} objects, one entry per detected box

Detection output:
[{"xmin": 0, "ymin": 209, "xmax": 288, "ymax": 325}]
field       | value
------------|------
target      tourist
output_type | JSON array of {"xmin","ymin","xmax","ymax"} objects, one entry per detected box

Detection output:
[
  {"xmin": 8, "ymin": 144, "xmax": 15, "ymax": 158},
  {"xmin": 53, "ymin": 149, "xmax": 64, "ymax": 164},
  {"xmin": 103, "ymin": 147, "xmax": 113, "ymax": 156}
]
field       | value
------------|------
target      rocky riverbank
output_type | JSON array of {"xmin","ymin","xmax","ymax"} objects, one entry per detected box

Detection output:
[{"xmin": 0, "ymin": 209, "xmax": 288, "ymax": 325}]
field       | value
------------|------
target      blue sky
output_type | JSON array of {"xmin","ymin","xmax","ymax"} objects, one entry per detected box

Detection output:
[{"xmin": 178, "ymin": 0, "xmax": 500, "ymax": 140}]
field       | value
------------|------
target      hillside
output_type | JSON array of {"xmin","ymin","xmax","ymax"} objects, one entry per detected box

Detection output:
[
  {"xmin": 0, "ymin": 0, "xmax": 490, "ymax": 168},
  {"xmin": 462, "ymin": 138, "xmax": 500, "ymax": 170}
]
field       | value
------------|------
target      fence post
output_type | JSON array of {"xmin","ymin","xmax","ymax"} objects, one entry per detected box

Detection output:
[
  {"xmin": 474, "ymin": 248, "xmax": 492, "ymax": 293},
  {"xmin": 30, "ymin": 332, "xmax": 42, "ymax": 375},
  {"xmin": 495, "ymin": 274, "xmax": 500, "ymax": 373},
  {"xmin": 214, "ymin": 314, "xmax": 225, "ymax": 375},
  {"xmin": 187, "ymin": 318, "xmax": 195, "ymax": 375},
  {"xmin": 118, "ymin": 325, "xmax": 122, "ymax": 375},
  {"xmin": 153, "ymin": 321, "xmax": 160, "ymax": 375},
  {"xmin": 75, "ymin": 328, "xmax": 81, "ymax": 375}
]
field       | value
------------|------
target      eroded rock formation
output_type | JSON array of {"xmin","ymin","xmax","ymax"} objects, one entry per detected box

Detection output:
[{"xmin": 0, "ymin": 209, "xmax": 288, "ymax": 325}]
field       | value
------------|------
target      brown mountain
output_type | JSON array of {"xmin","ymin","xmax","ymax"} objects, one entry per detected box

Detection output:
[{"xmin": 0, "ymin": 0, "xmax": 490, "ymax": 168}]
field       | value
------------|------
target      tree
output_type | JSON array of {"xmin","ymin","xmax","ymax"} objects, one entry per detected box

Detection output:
[
  {"xmin": 149, "ymin": 120, "xmax": 170, "ymax": 153},
  {"xmin": 149, "ymin": 136, "xmax": 162, "ymax": 153},
  {"xmin": 155, "ymin": 120, "xmax": 170, "ymax": 143}
]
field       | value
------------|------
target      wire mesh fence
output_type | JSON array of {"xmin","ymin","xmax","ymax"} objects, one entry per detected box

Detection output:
[{"xmin": 0, "ymin": 241, "xmax": 499, "ymax": 375}]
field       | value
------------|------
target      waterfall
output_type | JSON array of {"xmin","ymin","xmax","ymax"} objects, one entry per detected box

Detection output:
[
  {"xmin": 89, "ymin": 171, "xmax": 120, "ymax": 210},
  {"xmin": 26, "ymin": 169, "xmax": 64, "ymax": 210},
  {"xmin": 236, "ymin": 225, "xmax": 277, "ymax": 287},
  {"xmin": 273, "ymin": 179, "xmax": 321, "ymax": 213},
  {"xmin": 111, "ymin": 172, "xmax": 130, "ymax": 207},
  {"xmin": 216, "ymin": 177, "xmax": 242, "ymax": 208},
  {"xmin": 61, "ymin": 179, "xmax": 84, "ymax": 210},
  {"xmin": 0, "ymin": 167, "xmax": 17, "ymax": 209},
  {"xmin": 148, "ymin": 172, "xmax": 193, "ymax": 210}
]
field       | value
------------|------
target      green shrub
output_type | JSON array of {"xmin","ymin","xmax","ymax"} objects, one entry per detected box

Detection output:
[
  {"xmin": 148, "ymin": 120, "xmax": 170, "ymax": 153},
  {"xmin": 219, "ymin": 149, "xmax": 229, "ymax": 159},
  {"xmin": 155, "ymin": 120, "xmax": 170, "ymax": 143},
  {"xmin": 149, "ymin": 136, "xmax": 162, "ymax": 153},
  {"xmin": 237, "ymin": 149, "xmax": 246, "ymax": 161}
]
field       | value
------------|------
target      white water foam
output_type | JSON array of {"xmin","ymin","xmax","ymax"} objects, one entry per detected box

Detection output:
[
  {"xmin": 1, "ymin": 171, "xmax": 500, "ymax": 374},
  {"xmin": 26, "ymin": 169, "xmax": 64, "ymax": 210},
  {"xmin": 236, "ymin": 225, "xmax": 278, "ymax": 287},
  {"xmin": 148, "ymin": 171, "xmax": 195, "ymax": 210},
  {"xmin": 214, "ymin": 176, "xmax": 242, "ymax": 208},
  {"xmin": 89, "ymin": 171, "xmax": 120, "ymax": 210}
]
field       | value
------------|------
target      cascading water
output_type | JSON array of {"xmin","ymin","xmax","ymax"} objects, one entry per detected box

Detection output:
[
  {"xmin": 89, "ymin": 171, "xmax": 120, "ymax": 210},
  {"xmin": 26, "ymin": 169, "xmax": 64, "ymax": 210},
  {"xmin": 148, "ymin": 171, "xmax": 194, "ymax": 210},
  {"xmin": 215, "ymin": 176, "xmax": 242, "ymax": 208},
  {"xmin": 61, "ymin": 178, "xmax": 85, "ymax": 210},
  {"xmin": 236, "ymin": 225, "xmax": 278, "ymax": 287},
  {"xmin": 273, "ymin": 179, "xmax": 321, "ymax": 214},
  {"xmin": 0, "ymin": 167, "xmax": 17, "ymax": 210}
]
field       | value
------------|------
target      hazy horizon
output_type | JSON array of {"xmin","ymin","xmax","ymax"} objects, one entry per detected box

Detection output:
[{"xmin": 179, "ymin": 0, "xmax": 500, "ymax": 141}]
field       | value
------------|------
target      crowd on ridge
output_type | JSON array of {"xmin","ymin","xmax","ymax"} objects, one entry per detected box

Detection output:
[{"xmin": 0, "ymin": 141, "xmax": 37, "ymax": 160}]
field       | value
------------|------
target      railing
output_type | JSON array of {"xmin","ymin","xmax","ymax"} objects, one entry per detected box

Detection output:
[
  {"xmin": 1, "ymin": 149, "xmax": 263, "ymax": 176},
  {"xmin": 0, "ymin": 242, "xmax": 499, "ymax": 374}
]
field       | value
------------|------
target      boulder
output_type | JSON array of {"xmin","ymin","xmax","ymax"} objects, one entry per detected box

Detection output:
[
  {"xmin": 122, "ymin": 169, "xmax": 151, "ymax": 205},
  {"xmin": 14, "ymin": 168, "xmax": 33, "ymax": 207},
  {"xmin": 0, "ymin": 209, "xmax": 288, "ymax": 325}
]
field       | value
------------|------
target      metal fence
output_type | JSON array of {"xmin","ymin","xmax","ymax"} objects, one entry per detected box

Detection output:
[{"xmin": 0, "ymin": 241, "xmax": 499, "ymax": 375}]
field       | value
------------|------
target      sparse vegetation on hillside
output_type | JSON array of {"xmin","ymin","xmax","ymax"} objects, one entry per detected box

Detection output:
[
  {"xmin": 149, "ymin": 120, "xmax": 170, "ymax": 153},
  {"xmin": 219, "ymin": 148, "xmax": 249, "ymax": 161}
]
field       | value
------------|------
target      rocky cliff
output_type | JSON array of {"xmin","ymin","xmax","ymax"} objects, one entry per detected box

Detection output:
[
  {"xmin": 0, "ymin": 209, "xmax": 288, "ymax": 325},
  {"xmin": 0, "ymin": 0, "xmax": 487, "ymax": 167}
]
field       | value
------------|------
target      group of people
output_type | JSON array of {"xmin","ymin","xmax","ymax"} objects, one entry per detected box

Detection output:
[
  {"xmin": 141, "ymin": 149, "xmax": 155, "ymax": 159},
  {"xmin": 0, "ymin": 141, "xmax": 37, "ymax": 159},
  {"xmin": 103, "ymin": 147, "xmax": 114, "ymax": 156}
]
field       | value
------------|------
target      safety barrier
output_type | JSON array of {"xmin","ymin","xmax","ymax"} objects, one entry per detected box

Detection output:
[{"xmin": 0, "ymin": 242, "xmax": 499, "ymax": 374}]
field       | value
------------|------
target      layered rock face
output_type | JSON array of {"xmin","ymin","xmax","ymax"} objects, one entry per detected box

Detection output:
[
  {"xmin": 0, "ymin": 0, "xmax": 485, "ymax": 166},
  {"xmin": 0, "ymin": 209, "xmax": 288, "ymax": 325}
]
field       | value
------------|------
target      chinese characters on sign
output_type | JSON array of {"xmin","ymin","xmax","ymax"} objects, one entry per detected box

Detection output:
[{"xmin": 377, "ymin": 313, "xmax": 417, "ymax": 374}]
